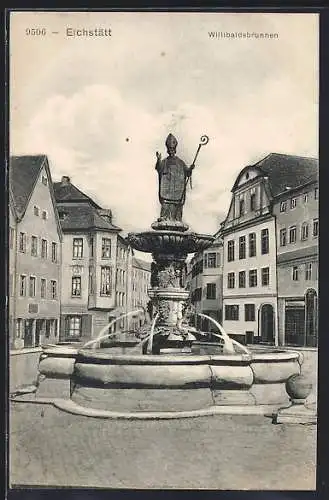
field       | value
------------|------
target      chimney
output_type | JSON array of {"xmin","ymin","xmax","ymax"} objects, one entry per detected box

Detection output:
[{"xmin": 61, "ymin": 176, "xmax": 71, "ymax": 184}]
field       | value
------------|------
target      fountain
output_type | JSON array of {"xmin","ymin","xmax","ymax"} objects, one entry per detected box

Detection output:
[{"xmin": 11, "ymin": 134, "xmax": 312, "ymax": 421}]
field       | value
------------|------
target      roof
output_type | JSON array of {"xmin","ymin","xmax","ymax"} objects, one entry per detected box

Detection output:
[
  {"xmin": 233, "ymin": 153, "xmax": 318, "ymax": 197},
  {"xmin": 9, "ymin": 155, "xmax": 47, "ymax": 215},
  {"xmin": 132, "ymin": 257, "xmax": 151, "ymax": 272},
  {"xmin": 58, "ymin": 203, "xmax": 121, "ymax": 232},
  {"xmin": 277, "ymin": 245, "xmax": 318, "ymax": 264},
  {"xmin": 53, "ymin": 180, "xmax": 101, "ymax": 208}
]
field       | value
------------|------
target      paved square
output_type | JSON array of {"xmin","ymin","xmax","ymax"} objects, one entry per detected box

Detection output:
[{"xmin": 10, "ymin": 402, "xmax": 316, "ymax": 490}]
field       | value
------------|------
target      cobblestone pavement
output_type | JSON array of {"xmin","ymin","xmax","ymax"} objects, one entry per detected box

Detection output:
[{"xmin": 9, "ymin": 402, "xmax": 316, "ymax": 490}]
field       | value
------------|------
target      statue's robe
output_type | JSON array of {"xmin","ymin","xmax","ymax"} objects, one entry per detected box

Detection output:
[{"xmin": 156, "ymin": 156, "xmax": 190, "ymax": 205}]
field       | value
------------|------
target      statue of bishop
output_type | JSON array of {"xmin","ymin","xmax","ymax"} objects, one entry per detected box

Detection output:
[{"xmin": 155, "ymin": 134, "xmax": 194, "ymax": 222}]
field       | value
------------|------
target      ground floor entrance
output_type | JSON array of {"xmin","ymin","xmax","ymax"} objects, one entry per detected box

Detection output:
[
  {"xmin": 284, "ymin": 289, "xmax": 318, "ymax": 347},
  {"xmin": 259, "ymin": 304, "xmax": 275, "ymax": 344}
]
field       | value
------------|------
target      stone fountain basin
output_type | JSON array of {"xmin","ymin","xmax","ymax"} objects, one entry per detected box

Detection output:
[{"xmin": 36, "ymin": 345, "xmax": 302, "ymax": 412}]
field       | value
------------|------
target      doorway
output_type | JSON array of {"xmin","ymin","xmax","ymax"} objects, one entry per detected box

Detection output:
[
  {"xmin": 24, "ymin": 319, "xmax": 34, "ymax": 347},
  {"xmin": 305, "ymin": 289, "xmax": 318, "ymax": 347},
  {"xmin": 260, "ymin": 304, "xmax": 275, "ymax": 344}
]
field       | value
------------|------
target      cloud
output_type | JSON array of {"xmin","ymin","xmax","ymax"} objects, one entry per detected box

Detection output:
[{"xmin": 10, "ymin": 12, "xmax": 318, "ymax": 236}]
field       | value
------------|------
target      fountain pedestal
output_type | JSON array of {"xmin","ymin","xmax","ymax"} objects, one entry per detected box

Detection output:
[{"xmin": 128, "ymin": 220, "xmax": 214, "ymax": 353}]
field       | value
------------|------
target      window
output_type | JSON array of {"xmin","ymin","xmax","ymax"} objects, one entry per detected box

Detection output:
[
  {"xmin": 250, "ymin": 192, "xmax": 256, "ymax": 211},
  {"xmin": 280, "ymin": 228, "xmax": 287, "ymax": 247},
  {"xmin": 102, "ymin": 238, "xmax": 112, "ymax": 259},
  {"xmin": 261, "ymin": 267, "xmax": 270, "ymax": 286},
  {"xmin": 19, "ymin": 275, "xmax": 26, "ymax": 296},
  {"xmin": 227, "ymin": 240, "xmax": 235, "ymax": 262},
  {"xmin": 261, "ymin": 228, "xmax": 269, "ymax": 255},
  {"xmin": 40, "ymin": 278, "xmax": 46, "ymax": 298},
  {"xmin": 249, "ymin": 269, "xmax": 257, "ymax": 287},
  {"xmin": 89, "ymin": 270, "xmax": 94, "ymax": 294},
  {"xmin": 238, "ymin": 271, "xmax": 246, "ymax": 288},
  {"xmin": 292, "ymin": 266, "xmax": 299, "ymax": 281},
  {"xmin": 100, "ymin": 266, "xmax": 112, "ymax": 296},
  {"xmin": 290, "ymin": 198, "xmax": 297, "ymax": 209},
  {"xmin": 313, "ymin": 219, "xmax": 318, "ymax": 237},
  {"xmin": 51, "ymin": 242, "xmax": 57, "ymax": 262},
  {"xmin": 206, "ymin": 283, "xmax": 216, "ymax": 299},
  {"xmin": 42, "ymin": 175, "xmax": 48, "ymax": 186},
  {"xmin": 29, "ymin": 276, "xmax": 36, "ymax": 297},
  {"xmin": 9, "ymin": 227, "xmax": 15, "ymax": 249},
  {"xmin": 34, "ymin": 205, "xmax": 39, "ymax": 216},
  {"xmin": 303, "ymin": 193, "xmax": 308, "ymax": 203},
  {"xmin": 314, "ymin": 187, "xmax": 318, "ymax": 200},
  {"xmin": 73, "ymin": 238, "xmax": 83, "ymax": 258},
  {"xmin": 239, "ymin": 198, "xmax": 245, "ymax": 217},
  {"xmin": 239, "ymin": 236, "xmax": 246, "ymax": 260},
  {"xmin": 280, "ymin": 201, "xmax": 287, "ymax": 212},
  {"xmin": 227, "ymin": 272, "xmax": 235, "ymax": 289},
  {"xmin": 90, "ymin": 237, "xmax": 94, "ymax": 258},
  {"xmin": 249, "ymin": 233, "xmax": 256, "ymax": 257},
  {"xmin": 245, "ymin": 304, "xmax": 255, "ymax": 322},
  {"xmin": 41, "ymin": 239, "xmax": 48, "ymax": 259},
  {"xmin": 225, "ymin": 305, "xmax": 239, "ymax": 321},
  {"xmin": 31, "ymin": 236, "xmax": 38, "ymax": 256},
  {"xmin": 301, "ymin": 223, "xmax": 309, "ymax": 241},
  {"xmin": 50, "ymin": 280, "xmax": 57, "ymax": 299},
  {"xmin": 42, "ymin": 210, "xmax": 47, "ymax": 220},
  {"xmin": 16, "ymin": 319, "xmax": 23, "ymax": 339},
  {"xmin": 68, "ymin": 316, "xmax": 81, "ymax": 337},
  {"xmin": 19, "ymin": 232, "xmax": 26, "ymax": 253},
  {"xmin": 289, "ymin": 226, "xmax": 297, "ymax": 244},
  {"xmin": 305, "ymin": 263, "xmax": 312, "ymax": 281},
  {"xmin": 72, "ymin": 277, "xmax": 81, "ymax": 297},
  {"xmin": 204, "ymin": 252, "xmax": 218, "ymax": 268}
]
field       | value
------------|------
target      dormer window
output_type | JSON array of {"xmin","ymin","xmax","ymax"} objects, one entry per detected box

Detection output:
[
  {"xmin": 290, "ymin": 198, "xmax": 297, "ymax": 209},
  {"xmin": 58, "ymin": 211, "xmax": 68, "ymax": 221}
]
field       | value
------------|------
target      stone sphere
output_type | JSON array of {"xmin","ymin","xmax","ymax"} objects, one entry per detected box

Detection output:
[{"xmin": 286, "ymin": 374, "xmax": 312, "ymax": 401}]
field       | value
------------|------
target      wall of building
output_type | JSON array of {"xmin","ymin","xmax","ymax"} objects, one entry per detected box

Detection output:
[
  {"xmin": 130, "ymin": 260, "xmax": 151, "ymax": 331},
  {"xmin": 13, "ymin": 168, "xmax": 61, "ymax": 349},
  {"xmin": 222, "ymin": 217, "xmax": 278, "ymax": 343},
  {"xmin": 274, "ymin": 182, "xmax": 318, "ymax": 346}
]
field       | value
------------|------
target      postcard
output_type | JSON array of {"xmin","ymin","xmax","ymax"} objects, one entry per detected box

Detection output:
[{"xmin": 8, "ymin": 10, "xmax": 318, "ymax": 491}]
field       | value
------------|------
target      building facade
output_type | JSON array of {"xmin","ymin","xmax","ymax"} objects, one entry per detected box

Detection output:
[
  {"xmin": 189, "ymin": 153, "xmax": 318, "ymax": 347},
  {"xmin": 274, "ymin": 171, "xmax": 318, "ymax": 347},
  {"xmin": 53, "ymin": 176, "xmax": 135, "ymax": 343},
  {"xmin": 221, "ymin": 160, "xmax": 278, "ymax": 345},
  {"xmin": 188, "ymin": 237, "xmax": 223, "ymax": 332},
  {"xmin": 130, "ymin": 257, "xmax": 151, "ymax": 330},
  {"xmin": 9, "ymin": 156, "xmax": 62, "ymax": 349}
]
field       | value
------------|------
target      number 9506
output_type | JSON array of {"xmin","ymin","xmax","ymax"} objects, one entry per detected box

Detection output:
[{"xmin": 25, "ymin": 28, "xmax": 46, "ymax": 36}]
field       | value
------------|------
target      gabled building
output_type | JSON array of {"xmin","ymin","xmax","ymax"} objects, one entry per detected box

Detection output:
[
  {"xmin": 221, "ymin": 152, "xmax": 318, "ymax": 347},
  {"xmin": 53, "ymin": 176, "xmax": 133, "ymax": 342},
  {"xmin": 188, "ymin": 235, "xmax": 223, "ymax": 331},
  {"xmin": 271, "ymin": 155, "xmax": 318, "ymax": 347},
  {"xmin": 9, "ymin": 155, "xmax": 62, "ymax": 349}
]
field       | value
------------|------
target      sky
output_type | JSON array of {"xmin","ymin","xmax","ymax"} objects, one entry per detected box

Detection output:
[{"xmin": 10, "ymin": 11, "xmax": 319, "ymax": 240}]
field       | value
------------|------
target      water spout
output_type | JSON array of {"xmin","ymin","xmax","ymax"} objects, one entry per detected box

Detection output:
[
  {"xmin": 196, "ymin": 313, "xmax": 250, "ymax": 355},
  {"xmin": 146, "ymin": 313, "xmax": 160, "ymax": 354},
  {"xmin": 82, "ymin": 309, "xmax": 144, "ymax": 349}
]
